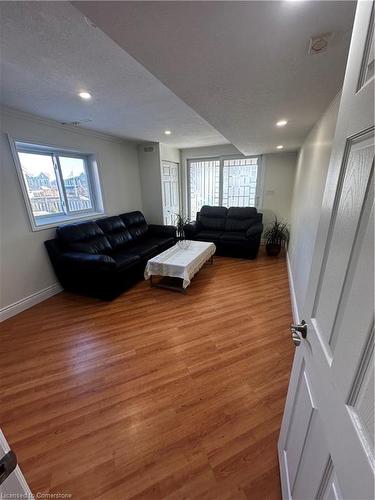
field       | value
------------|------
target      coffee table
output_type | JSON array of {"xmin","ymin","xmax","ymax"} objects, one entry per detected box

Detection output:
[{"xmin": 144, "ymin": 240, "xmax": 216, "ymax": 292}]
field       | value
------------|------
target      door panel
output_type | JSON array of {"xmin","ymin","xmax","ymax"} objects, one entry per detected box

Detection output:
[
  {"xmin": 312, "ymin": 133, "xmax": 374, "ymax": 354},
  {"xmin": 161, "ymin": 161, "xmax": 180, "ymax": 225},
  {"xmin": 283, "ymin": 362, "xmax": 316, "ymax": 492},
  {"xmin": 278, "ymin": 2, "xmax": 374, "ymax": 499},
  {"xmin": 292, "ymin": 415, "xmax": 330, "ymax": 500},
  {"xmin": 319, "ymin": 462, "xmax": 343, "ymax": 500}
]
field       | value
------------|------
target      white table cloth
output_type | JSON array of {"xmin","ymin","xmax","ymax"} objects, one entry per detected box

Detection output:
[{"xmin": 144, "ymin": 240, "xmax": 216, "ymax": 288}]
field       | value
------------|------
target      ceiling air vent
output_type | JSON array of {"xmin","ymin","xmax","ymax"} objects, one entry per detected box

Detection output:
[
  {"xmin": 60, "ymin": 119, "xmax": 92, "ymax": 126},
  {"xmin": 144, "ymin": 146, "xmax": 154, "ymax": 153},
  {"xmin": 308, "ymin": 32, "xmax": 334, "ymax": 55}
]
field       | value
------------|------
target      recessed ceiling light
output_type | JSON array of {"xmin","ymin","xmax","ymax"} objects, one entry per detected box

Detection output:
[
  {"xmin": 276, "ymin": 119, "xmax": 288, "ymax": 127},
  {"xmin": 79, "ymin": 92, "xmax": 92, "ymax": 100},
  {"xmin": 164, "ymin": 130, "xmax": 172, "ymax": 135},
  {"xmin": 277, "ymin": 145, "xmax": 284, "ymax": 149}
]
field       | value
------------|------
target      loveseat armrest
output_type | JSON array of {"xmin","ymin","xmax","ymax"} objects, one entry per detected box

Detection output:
[
  {"xmin": 58, "ymin": 252, "xmax": 116, "ymax": 271},
  {"xmin": 148, "ymin": 224, "xmax": 177, "ymax": 238},
  {"xmin": 246, "ymin": 223, "xmax": 263, "ymax": 238},
  {"xmin": 183, "ymin": 221, "xmax": 200, "ymax": 237}
]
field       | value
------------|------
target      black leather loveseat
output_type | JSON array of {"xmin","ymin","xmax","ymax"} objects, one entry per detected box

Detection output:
[
  {"xmin": 45, "ymin": 211, "xmax": 176, "ymax": 300},
  {"xmin": 184, "ymin": 206, "xmax": 263, "ymax": 258}
]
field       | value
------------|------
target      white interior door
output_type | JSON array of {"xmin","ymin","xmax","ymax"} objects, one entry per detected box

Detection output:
[
  {"xmin": 0, "ymin": 429, "xmax": 32, "ymax": 498},
  {"xmin": 278, "ymin": 2, "xmax": 374, "ymax": 499},
  {"xmin": 161, "ymin": 161, "xmax": 180, "ymax": 225}
]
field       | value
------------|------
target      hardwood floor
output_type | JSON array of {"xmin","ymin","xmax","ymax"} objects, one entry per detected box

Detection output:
[{"xmin": 0, "ymin": 252, "xmax": 294, "ymax": 499}]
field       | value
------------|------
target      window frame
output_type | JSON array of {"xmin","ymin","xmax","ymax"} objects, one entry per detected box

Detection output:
[
  {"xmin": 186, "ymin": 154, "xmax": 264, "ymax": 219},
  {"xmin": 8, "ymin": 136, "xmax": 105, "ymax": 231}
]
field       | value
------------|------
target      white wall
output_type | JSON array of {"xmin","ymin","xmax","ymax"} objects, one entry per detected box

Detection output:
[
  {"xmin": 160, "ymin": 143, "xmax": 180, "ymax": 164},
  {"xmin": 0, "ymin": 108, "xmax": 143, "ymax": 316},
  {"xmin": 262, "ymin": 152, "xmax": 297, "ymax": 227},
  {"xmin": 288, "ymin": 93, "xmax": 341, "ymax": 318},
  {"xmin": 180, "ymin": 144, "xmax": 297, "ymax": 225}
]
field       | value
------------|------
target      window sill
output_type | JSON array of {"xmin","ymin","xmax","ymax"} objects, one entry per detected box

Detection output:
[{"xmin": 31, "ymin": 211, "xmax": 106, "ymax": 232}]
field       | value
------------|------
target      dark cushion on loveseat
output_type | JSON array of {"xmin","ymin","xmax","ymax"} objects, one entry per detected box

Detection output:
[
  {"xmin": 195, "ymin": 230, "xmax": 223, "ymax": 241},
  {"xmin": 198, "ymin": 206, "xmax": 227, "ymax": 231},
  {"xmin": 220, "ymin": 231, "xmax": 248, "ymax": 241},
  {"xmin": 225, "ymin": 207, "xmax": 258, "ymax": 232}
]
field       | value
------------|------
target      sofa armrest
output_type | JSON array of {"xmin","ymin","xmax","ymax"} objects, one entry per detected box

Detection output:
[
  {"xmin": 148, "ymin": 224, "xmax": 177, "ymax": 238},
  {"xmin": 58, "ymin": 252, "xmax": 116, "ymax": 271},
  {"xmin": 183, "ymin": 221, "xmax": 200, "ymax": 237},
  {"xmin": 246, "ymin": 223, "xmax": 263, "ymax": 238}
]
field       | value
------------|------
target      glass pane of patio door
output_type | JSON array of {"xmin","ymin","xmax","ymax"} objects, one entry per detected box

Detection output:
[
  {"xmin": 188, "ymin": 159, "xmax": 220, "ymax": 218},
  {"xmin": 222, "ymin": 158, "xmax": 258, "ymax": 207}
]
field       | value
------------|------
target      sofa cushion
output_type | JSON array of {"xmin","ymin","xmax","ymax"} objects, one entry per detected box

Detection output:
[
  {"xmin": 146, "ymin": 236, "xmax": 175, "ymax": 250},
  {"xmin": 57, "ymin": 221, "xmax": 112, "ymax": 255},
  {"xmin": 195, "ymin": 230, "xmax": 223, "ymax": 241},
  {"xmin": 120, "ymin": 211, "xmax": 148, "ymax": 240},
  {"xmin": 199, "ymin": 206, "xmax": 227, "ymax": 230},
  {"xmin": 225, "ymin": 207, "xmax": 258, "ymax": 232},
  {"xmin": 110, "ymin": 252, "xmax": 141, "ymax": 270},
  {"xmin": 127, "ymin": 240, "xmax": 160, "ymax": 259},
  {"xmin": 220, "ymin": 231, "xmax": 248, "ymax": 242},
  {"xmin": 96, "ymin": 216, "xmax": 133, "ymax": 251}
]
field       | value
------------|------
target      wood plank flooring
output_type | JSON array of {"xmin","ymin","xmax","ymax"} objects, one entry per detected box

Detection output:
[{"xmin": 0, "ymin": 252, "xmax": 294, "ymax": 499}]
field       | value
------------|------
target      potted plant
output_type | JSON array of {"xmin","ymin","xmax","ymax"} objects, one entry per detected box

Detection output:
[
  {"xmin": 263, "ymin": 218, "xmax": 289, "ymax": 256},
  {"xmin": 175, "ymin": 213, "xmax": 190, "ymax": 249}
]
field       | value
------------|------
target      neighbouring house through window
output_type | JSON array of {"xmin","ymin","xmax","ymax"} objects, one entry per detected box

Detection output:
[
  {"xmin": 9, "ymin": 138, "xmax": 104, "ymax": 230},
  {"xmin": 187, "ymin": 156, "xmax": 263, "ymax": 219}
]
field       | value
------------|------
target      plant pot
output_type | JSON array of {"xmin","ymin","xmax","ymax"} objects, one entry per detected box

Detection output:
[{"xmin": 266, "ymin": 243, "xmax": 281, "ymax": 256}]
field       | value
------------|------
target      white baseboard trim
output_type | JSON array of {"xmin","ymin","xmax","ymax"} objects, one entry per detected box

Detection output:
[
  {"xmin": 0, "ymin": 283, "xmax": 63, "ymax": 322},
  {"xmin": 286, "ymin": 251, "xmax": 300, "ymax": 323}
]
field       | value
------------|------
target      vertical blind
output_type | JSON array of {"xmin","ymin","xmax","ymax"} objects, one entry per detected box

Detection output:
[{"xmin": 188, "ymin": 156, "xmax": 260, "ymax": 219}]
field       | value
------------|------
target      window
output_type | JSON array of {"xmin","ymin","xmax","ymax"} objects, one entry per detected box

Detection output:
[
  {"xmin": 187, "ymin": 156, "xmax": 262, "ymax": 219},
  {"xmin": 10, "ymin": 139, "xmax": 104, "ymax": 230}
]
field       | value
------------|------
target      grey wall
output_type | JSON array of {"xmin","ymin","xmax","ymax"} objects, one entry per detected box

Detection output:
[
  {"xmin": 262, "ymin": 152, "xmax": 297, "ymax": 227},
  {"xmin": 160, "ymin": 143, "xmax": 180, "ymax": 164},
  {"xmin": 288, "ymin": 93, "xmax": 341, "ymax": 317},
  {"xmin": 0, "ymin": 108, "xmax": 143, "ymax": 312},
  {"xmin": 137, "ymin": 142, "xmax": 163, "ymax": 224},
  {"xmin": 180, "ymin": 144, "xmax": 297, "ymax": 225}
]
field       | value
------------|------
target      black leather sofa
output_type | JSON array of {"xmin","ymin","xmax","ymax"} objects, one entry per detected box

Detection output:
[
  {"xmin": 45, "ymin": 211, "xmax": 176, "ymax": 300},
  {"xmin": 184, "ymin": 206, "xmax": 263, "ymax": 258}
]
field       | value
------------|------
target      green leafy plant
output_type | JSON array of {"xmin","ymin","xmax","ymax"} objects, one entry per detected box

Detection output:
[
  {"xmin": 175, "ymin": 213, "xmax": 190, "ymax": 240},
  {"xmin": 263, "ymin": 217, "xmax": 289, "ymax": 255}
]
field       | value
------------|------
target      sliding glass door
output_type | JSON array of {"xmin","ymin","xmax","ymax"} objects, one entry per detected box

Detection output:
[
  {"xmin": 188, "ymin": 159, "xmax": 220, "ymax": 218},
  {"xmin": 187, "ymin": 156, "xmax": 261, "ymax": 219}
]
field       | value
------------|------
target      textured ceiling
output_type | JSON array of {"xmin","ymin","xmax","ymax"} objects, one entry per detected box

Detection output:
[
  {"xmin": 74, "ymin": 0, "xmax": 356, "ymax": 155},
  {"xmin": 0, "ymin": 1, "xmax": 228, "ymax": 148}
]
